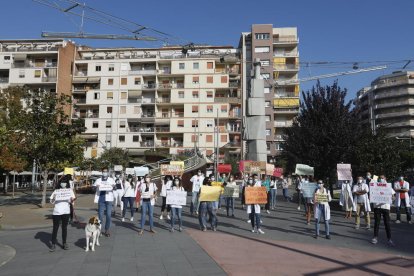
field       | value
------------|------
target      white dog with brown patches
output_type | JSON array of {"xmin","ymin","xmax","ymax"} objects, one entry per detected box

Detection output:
[{"xmin": 85, "ymin": 216, "xmax": 101, "ymax": 252}]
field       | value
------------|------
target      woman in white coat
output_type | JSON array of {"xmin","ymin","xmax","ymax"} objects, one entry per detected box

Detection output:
[
  {"xmin": 394, "ymin": 176, "xmax": 411, "ymax": 224},
  {"xmin": 313, "ymin": 180, "xmax": 332, "ymax": 239},
  {"xmin": 246, "ymin": 175, "xmax": 265, "ymax": 234},
  {"xmin": 352, "ymin": 177, "xmax": 371, "ymax": 229},
  {"xmin": 339, "ymin": 180, "xmax": 354, "ymax": 219}
]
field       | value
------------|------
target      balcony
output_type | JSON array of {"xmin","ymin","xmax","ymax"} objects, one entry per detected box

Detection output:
[
  {"xmin": 375, "ymin": 110, "xmax": 414, "ymax": 119},
  {"xmin": 155, "ymin": 127, "xmax": 170, "ymax": 133},
  {"xmin": 273, "ymin": 50, "xmax": 299, "ymax": 57},
  {"xmin": 142, "ymin": 83, "xmax": 157, "ymax": 90},
  {"xmin": 128, "ymin": 127, "xmax": 154, "ymax": 133},
  {"xmin": 229, "ymin": 81, "xmax": 239, "ymax": 88},
  {"xmin": 42, "ymin": 76, "xmax": 57, "ymax": 82},
  {"xmin": 139, "ymin": 141, "xmax": 154, "ymax": 147},
  {"xmin": 74, "ymin": 71, "xmax": 88, "ymax": 77},
  {"xmin": 173, "ymin": 112, "xmax": 184, "ymax": 118},
  {"xmin": 156, "ymin": 97, "xmax": 171, "ymax": 103},
  {"xmin": 158, "ymin": 69, "xmax": 171, "ymax": 74},
  {"xmin": 73, "ymin": 98, "xmax": 86, "ymax": 104},
  {"xmin": 214, "ymin": 97, "xmax": 242, "ymax": 104},
  {"xmin": 273, "ymin": 64, "xmax": 299, "ymax": 71},
  {"xmin": 273, "ymin": 108, "xmax": 299, "ymax": 114},
  {"xmin": 273, "ymin": 36, "xmax": 298, "ymax": 44},
  {"xmin": 274, "ymin": 121, "xmax": 293, "ymax": 127},
  {"xmin": 275, "ymin": 135, "xmax": 284, "ymax": 141},
  {"xmin": 129, "ymin": 69, "xmax": 157, "ymax": 75},
  {"xmin": 141, "ymin": 112, "xmax": 155, "ymax": 118},
  {"xmin": 228, "ymin": 112, "xmax": 242, "ymax": 119},
  {"xmin": 375, "ymin": 99, "xmax": 414, "ymax": 110},
  {"xmin": 127, "ymin": 97, "xmax": 155, "ymax": 104},
  {"xmin": 11, "ymin": 61, "xmax": 57, "ymax": 68},
  {"xmin": 155, "ymin": 141, "xmax": 173, "ymax": 147}
]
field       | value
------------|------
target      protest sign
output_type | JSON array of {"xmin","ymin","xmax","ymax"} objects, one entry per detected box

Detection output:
[
  {"xmin": 239, "ymin": 160, "xmax": 252, "ymax": 173},
  {"xmin": 315, "ymin": 193, "xmax": 329, "ymax": 203},
  {"xmin": 199, "ymin": 186, "xmax": 221, "ymax": 201},
  {"xmin": 273, "ymin": 167, "xmax": 284, "ymax": 177},
  {"xmin": 223, "ymin": 184, "xmax": 239, "ymax": 198},
  {"xmin": 134, "ymin": 166, "xmax": 149, "ymax": 177},
  {"xmin": 166, "ymin": 190, "xmax": 187, "ymax": 206},
  {"xmin": 98, "ymin": 181, "xmax": 114, "ymax": 191},
  {"xmin": 161, "ymin": 164, "xmax": 184, "ymax": 176},
  {"xmin": 370, "ymin": 182, "xmax": 393, "ymax": 204},
  {"xmin": 170, "ymin": 161, "xmax": 184, "ymax": 170},
  {"xmin": 54, "ymin": 188, "xmax": 73, "ymax": 201},
  {"xmin": 114, "ymin": 165, "xmax": 123, "ymax": 172},
  {"xmin": 64, "ymin": 167, "xmax": 74, "ymax": 175},
  {"xmin": 266, "ymin": 164, "xmax": 275, "ymax": 176},
  {"xmin": 295, "ymin": 164, "xmax": 314, "ymax": 176},
  {"xmin": 245, "ymin": 186, "xmax": 268, "ymax": 204},
  {"xmin": 337, "ymin": 164, "xmax": 352, "ymax": 181},
  {"xmin": 218, "ymin": 164, "xmax": 232, "ymax": 173},
  {"xmin": 302, "ymin": 182, "xmax": 318, "ymax": 198},
  {"xmin": 244, "ymin": 161, "xmax": 266, "ymax": 174},
  {"xmin": 125, "ymin": 168, "xmax": 135, "ymax": 175}
]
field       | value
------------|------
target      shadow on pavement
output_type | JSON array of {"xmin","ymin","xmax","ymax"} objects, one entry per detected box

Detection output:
[{"xmin": 34, "ymin": 231, "xmax": 52, "ymax": 249}]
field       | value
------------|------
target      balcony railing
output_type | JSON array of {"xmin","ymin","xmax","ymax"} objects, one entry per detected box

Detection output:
[
  {"xmin": 229, "ymin": 82, "xmax": 239, "ymax": 88},
  {"xmin": 274, "ymin": 64, "xmax": 299, "ymax": 70},
  {"xmin": 158, "ymin": 69, "xmax": 171, "ymax": 74},
  {"xmin": 156, "ymin": 97, "xmax": 171, "ymax": 103},
  {"xmin": 74, "ymin": 71, "xmax": 88, "ymax": 76},
  {"xmin": 73, "ymin": 98, "xmax": 86, "ymax": 104},
  {"xmin": 129, "ymin": 69, "xmax": 157, "ymax": 75},
  {"xmin": 141, "ymin": 112, "xmax": 155, "ymax": 118},
  {"xmin": 127, "ymin": 97, "xmax": 155, "ymax": 104},
  {"xmin": 12, "ymin": 61, "xmax": 57, "ymax": 68},
  {"xmin": 273, "ymin": 36, "xmax": 298, "ymax": 43},
  {"xmin": 173, "ymin": 112, "xmax": 184, "ymax": 118},
  {"xmin": 42, "ymin": 76, "xmax": 57, "ymax": 82},
  {"xmin": 142, "ymin": 83, "xmax": 157, "ymax": 89},
  {"xmin": 214, "ymin": 97, "xmax": 242, "ymax": 104},
  {"xmin": 274, "ymin": 121, "xmax": 293, "ymax": 127},
  {"xmin": 139, "ymin": 141, "xmax": 154, "ymax": 147},
  {"xmin": 128, "ymin": 127, "xmax": 154, "ymax": 133},
  {"xmin": 155, "ymin": 127, "xmax": 170, "ymax": 132},
  {"xmin": 273, "ymin": 51, "xmax": 298, "ymax": 57}
]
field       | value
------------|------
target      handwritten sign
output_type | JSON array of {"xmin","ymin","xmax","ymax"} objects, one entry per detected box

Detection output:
[
  {"xmin": 134, "ymin": 166, "xmax": 149, "ymax": 177},
  {"xmin": 166, "ymin": 190, "xmax": 187, "ymax": 206},
  {"xmin": 161, "ymin": 164, "xmax": 184, "ymax": 176},
  {"xmin": 302, "ymin": 182, "xmax": 318, "ymax": 198},
  {"xmin": 54, "ymin": 188, "xmax": 73, "ymax": 201},
  {"xmin": 199, "ymin": 186, "xmax": 221, "ymax": 202},
  {"xmin": 64, "ymin": 167, "xmax": 74, "ymax": 175},
  {"xmin": 114, "ymin": 165, "xmax": 123, "ymax": 172},
  {"xmin": 244, "ymin": 161, "xmax": 266, "ymax": 174},
  {"xmin": 273, "ymin": 167, "xmax": 284, "ymax": 177},
  {"xmin": 337, "ymin": 164, "xmax": 352, "ymax": 181},
  {"xmin": 370, "ymin": 182, "xmax": 393, "ymax": 204},
  {"xmin": 295, "ymin": 164, "xmax": 314, "ymax": 176},
  {"xmin": 98, "ymin": 181, "xmax": 114, "ymax": 191},
  {"xmin": 245, "ymin": 186, "xmax": 268, "ymax": 204},
  {"xmin": 239, "ymin": 160, "xmax": 252, "ymax": 173},
  {"xmin": 223, "ymin": 184, "xmax": 239, "ymax": 198},
  {"xmin": 141, "ymin": 191, "xmax": 151, "ymax": 199},
  {"xmin": 170, "ymin": 161, "xmax": 184, "ymax": 170},
  {"xmin": 315, "ymin": 193, "xmax": 329, "ymax": 203},
  {"xmin": 125, "ymin": 168, "xmax": 135, "ymax": 175},
  {"xmin": 266, "ymin": 164, "xmax": 275, "ymax": 176}
]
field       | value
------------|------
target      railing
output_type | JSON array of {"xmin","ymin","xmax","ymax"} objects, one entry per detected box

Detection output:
[
  {"xmin": 155, "ymin": 127, "xmax": 170, "ymax": 132},
  {"xmin": 73, "ymin": 98, "xmax": 86, "ymax": 104},
  {"xmin": 42, "ymin": 76, "xmax": 57, "ymax": 82},
  {"xmin": 273, "ymin": 36, "xmax": 298, "ymax": 43},
  {"xmin": 142, "ymin": 83, "xmax": 157, "ymax": 89},
  {"xmin": 129, "ymin": 69, "xmax": 157, "ymax": 75},
  {"xmin": 274, "ymin": 64, "xmax": 299, "ymax": 70},
  {"xmin": 172, "ymin": 112, "xmax": 184, "ymax": 118},
  {"xmin": 273, "ymin": 51, "xmax": 298, "ymax": 57},
  {"xmin": 274, "ymin": 121, "xmax": 293, "ymax": 127},
  {"xmin": 74, "ymin": 71, "xmax": 88, "ymax": 76},
  {"xmin": 127, "ymin": 98, "xmax": 155, "ymax": 104},
  {"xmin": 11, "ymin": 61, "xmax": 57, "ymax": 68},
  {"xmin": 139, "ymin": 141, "xmax": 155, "ymax": 147},
  {"xmin": 156, "ymin": 97, "xmax": 171, "ymax": 103},
  {"xmin": 214, "ymin": 97, "xmax": 242, "ymax": 104},
  {"xmin": 229, "ymin": 82, "xmax": 239, "ymax": 88},
  {"xmin": 129, "ymin": 127, "xmax": 154, "ymax": 133},
  {"xmin": 158, "ymin": 69, "xmax": 171, "ymax": 74}
]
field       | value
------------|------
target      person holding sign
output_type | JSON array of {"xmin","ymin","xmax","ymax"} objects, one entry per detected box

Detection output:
[
  {"xmin": 394, "ymin": 176, "xmax": 411, "ymax": 224},
  {"xmin": 49, "ymin": 175, "xmax": 76, "ymax": 252},
  {"xmin": 247, "ymin": 175, "xmax": 265, "ymax": 234},
  {"xmin": 313, "ymin": 180, "xmax": 332, "ymax": 239},
  {"xmin": 371, "ymin": 175, "xmax": 395, "ymax": 246},
  {"xmin": 170, "ymin": 177, "xmax": 185, "ymax": 232},
  {"xmin": 224, "ymin": 174, "xmax": 237, "ymax": 217},
  {"xmin": 198, "ymin": 176, "xmax": 218, "ymax": 231},
  {"xmin": 93, "ymin": 168, "xmax": 116, "ymax": 237},
  {"xmin": 190, "ymin": 170, "xmax": 204, "ymax": 216},
  {"xmin": 352, "ymin": 177, "xmax": 371, "ymax": 230},
  {"xmin": 159, "ymin": 175, "xmax": 173, "ymax": 220},
  {"xmin": 139, "ymin": 174, "xmax": 158, "ymax": 235}
]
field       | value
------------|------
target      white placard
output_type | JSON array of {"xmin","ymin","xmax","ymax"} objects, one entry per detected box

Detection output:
[
  {"xmin": 141, "ymin": 191, "xmax": 151, "ymax": 199},
  {"xmin": 54, "ymin": 188, "xmax": 73, "ymax": 201},
  {"xmin": 98, "ymin": 181, "xmax": 114, "ymax": 191},
  {"xmin": 337, "ymin": 164, "xmax": 352, "ymax": 181},
  {"xmin": 125, "ymin": 168, "xmax": 135, "ymax": 175},
  {"xmin": 166, "ymin": 190, "xmax": 187, "ymax": 206},
  {"xmin": 114, "ymin": 165, "xmax": 123, "ymax": 171},
  {"xmin": 223, "ymin": 185, "xmax": 239, "ymax": 198},
  {"xmin": 370, "ymin": 182, "xmax": 393, "ymax": 205}
]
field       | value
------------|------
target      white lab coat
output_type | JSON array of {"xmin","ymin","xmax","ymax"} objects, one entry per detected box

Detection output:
[
  {"xmin": 394, "ymin": 181, "xmax": 410, "ymax": 207},
  {"xmin": 352, "ymin": 183, "xmax": 371, "ymax": 212},
  {"xmin": 93, "ymin": 177, "xmax": 115, "ymax": 203},
  {"xmin": 247, "ymin": 182, "xmax": 261, "ymax": 214},
  {"xmin": 339, "ymin": 181, "xmax": 354, "ymax": 208},
  {"xmin": 314, "ymin": 188, "xmax": 332, "ymax": 220}
]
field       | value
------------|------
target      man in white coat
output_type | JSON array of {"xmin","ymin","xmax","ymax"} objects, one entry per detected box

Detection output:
[
  {"xmin": 352, "ymin": 176, "xmax": 371, "ymax": 230},
  {"xmin": 394, "ymin": 176, "xmax": 411, "ymax": 224}
]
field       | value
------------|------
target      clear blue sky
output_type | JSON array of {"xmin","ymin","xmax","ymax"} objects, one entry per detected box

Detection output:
[{"xmin": 1, "ymin": 0, "xmax": 413, "ymax": 102}]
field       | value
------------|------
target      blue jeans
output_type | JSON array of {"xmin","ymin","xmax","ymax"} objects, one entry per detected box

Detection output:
[
  {"xmin": 190, "ymin": 191, "xmax": 200, "ymax": 214},
  {"xmin": 226, "ymin": 197, "xmax": 234, "ymax": 216},
  {"xmin": 170, "ymin": 207, "xmax": 182, "ymax": 229},
  {"xmin": 199, "ymin": 202, "xmax": 216, "ymax": 229},
  {"xmin": 98, "ymin": 201, "xmax": 113, "ymax": 231},
  {"xmin": 270, "ymin": 189, "xmax": 277, "ymax": 208},
  {"xmin": 122, "ymin": 197, "xmax": 135, "ymax": 218},
  {"xmin": 140, "ymin": 201, "xmax": 154, "ymax": 230},
  {"xmin": 283, "ymin": 188, "xmax": 290, "ymax": 201},
  {"xmin": 315, "ymin": 204, "xmax": 330, "ymax": 236},
  {"xmin": 249, "ymin": 211, "xmax": 261, "ymax": 229}
]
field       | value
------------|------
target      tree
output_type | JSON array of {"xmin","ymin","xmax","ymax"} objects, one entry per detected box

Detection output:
[
  {"xmin": 97, "ymin": 147, "xmax": 129, "ymax": 170},
  {"xmin": 282, "ymin": 81, "xmax": 361, "ymax": 192}
]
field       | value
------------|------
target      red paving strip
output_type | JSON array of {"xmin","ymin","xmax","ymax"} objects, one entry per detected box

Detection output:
[{"xmin": 186, "ymin": 229, "xmax": 413, "ymax": 276}]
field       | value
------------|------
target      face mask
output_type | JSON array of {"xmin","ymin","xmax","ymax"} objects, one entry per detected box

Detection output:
[
  {"xmin": 198, "ymin": 172, "xmax": 201, "ymax": 176},
  {"xmin": 366, "ymin": 175, "xmax": 371, "ymax": 179},
  {"xmin": 248, "ymin": 180, "xmax": 253, "ymax": 184},
  {"xmin": 318, "ymin": 184, "xmax": 323, "ymax": 188},
  {"xmin": 174, "ymin": 181, "xmax": 179, "ymax": 185},
  {"xmin": 128, "ymin": 178, "xmax": 132, "ymax": 182},
  {"xmin": 211, "ymin": 177, "xmax": 215, "ymax": 181},
  {"xmin": 230, "ymin": 178, "xmax": 233, "ymax": 181},
  {"xmin": 145, "ymin": 178, "xmax": 150, "ymax": 183},
  {"xmin": 399, "ymin": 177, "xmax": 404, "ymax": 181},
  {"xmin": 103, "ymin": 172, "xmax": 108, "ymax": 177},
  {"xmin": 358, "ymin": 179, "xmax": 363, "ymax": 184},
  {"xmin": 60, "ymin": 183, "xmax": 67, "ymax": 188}
]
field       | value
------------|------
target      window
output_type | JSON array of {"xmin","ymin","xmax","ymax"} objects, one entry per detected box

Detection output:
[
  {"xmin": 207, "ymin": 62, "xmax": 213, "ymax": 69},
  {"xmin": 254, "ymin": 46, "xmax": 270, "ymax": 53},
  {"xmin": 19, "ymin": 70, "xmax": 25, "ymax": 78},
  {"xmin": 221, "ymin": 76, "xmax": 227, "ymax": 83},
  {"xmin": 265, "ymin": 101, "xmax": 270, "ymax": 107},
  {"xmin": 192, "ymin": 91, "xmax": 199, "ymax": 98},
  {"xmin": 4, "ymin": 56, "xmax": 10, "ymax": 63},
  {"xmin": 191, "ymin": 134, "xmax": 197, "ymax": 143},
  {"xmin": 192, "ymin": 105, "xmax": 198, "ymax": 113},
  {"xmin": 120, "ymin": 92, "xmax": 127, "ymax": 99},
  {"xmin": 179, "ymin": 63, "xmax": 185, "ymax": 69},
  {"xmin": 121, "ymin": 78, "xmax": 127, "ymax": 85},
  {"xmin": 192, "ymin": 76, "xmax": 199, "ymax": 84},
  {"xmin": 261, "ymin": 60, "xmax": 270, "ymax": 66},
  {"xmin": 133, "ymin": 106, "xmax": 140, "ymax": 114},
  {"xmin": 276, "ymin": 143, "xmax": 283, "ymax": 151},
  {"xmin": 34, "ymin": 70, "xmax": 41, "ymax": 78},
  {"xmin": 192, "ymin": 120, "xmax": 199, "ymax": 128},
  {"xmin": 92, "ymin": 121, "xmax": 99, "ymax": 128},
  {"xmin": 108, "ymin": 78, "xmax": 114, "ymax": 85},
  {"xmin": 107, "ymin": 92, "xmax": 113, "ymax": 99},
  {"xmin": 178, "ymin": 91, "xmax": 184, "ymax": 98},
  {"xmin": 255, "ymin": 33, "xmax": 270, "ymax": 40},
  {"xmin": 106, "ymin": 121, "xmax": 111, "ymax": 128},
  {"xmin": 108, "ymin": 64, "xmax": 114, "ymax": 71},
  {"xmin": 206, "ymin": 91, "xmax": 213, "ymax": 98},
  {"xmin": 120, "ymin": 121, "xmax": 126, "ymax": 128},
  {"xmin": 120, "ymin": 106, "xmax": 126, "ymax": 114},
  {"xmin": 221, "ymin": 105, "xmax": 227, "ymax": 113},
  {"xmin": 207, "ymin": 76, "xmax": 213, "ymax": 83},
  {"xmin": 206, "ymin": 121, "xmax": 213, "ymax": 128},
  {"xmin": 265, "ymin": 115, "xmax": 270, "ymax": 122},
  {"xmin": 119, "ymin": 135, "xmax": 125, "ymax": 142},
  {"xmin": 207, "ymin": 105, "xmax": 213, "ymax": 113},
  {"xmin": 261, "ymin": 73, "xmax": 270, "ymax": 79},
  {"xmin": 94, "ymin": 92, "xmax": 100, "ymax": 99},
  {"xmin": 206, "ymin": 135, "xmax": 213, "ymax": 142},
  {"xmin": 107, "ymin": 106, "xmax": 113, "ymax": 113},
  {"xmin": 134, "ymin": 77, "xmax": 141, "ymax": 85},
  {"xmin": 95, "ymin": 65, "xmax": 101, "ymax": 72},
  {"xmin": 266, "ymin": 129, "xmax": 271, "ymax": 136},
  {"xmin": 133, "ymin": 135, "xmax": 139, "ymax": 142},
  {"xmin": 193, "ymin": 62, "xmax": 199, "ymax": 69},
  {"xmin": 264, "ymin": 87, "xmax": 270, "ymax": 94},
  {"xmin": 177, "ymin": 120, "xmax": 184, "ymax": 127},
  {"xmin": 220, "ymin": 135, "xmax": 227, "ymax": 143}
]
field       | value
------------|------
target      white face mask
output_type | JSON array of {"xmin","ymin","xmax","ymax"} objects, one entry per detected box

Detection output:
[
  {"xmin": 230, "ymin": 178, "xmax": 233, "ymax": 181},
  {"xmin": 198, "ymin": 172, "xmax": 201, "ymax": 176},
  {"xmin": 358, "ymin": 179, "xmax": 363, "ymax": 184},
  {"xmin": 248, "ymin": 179, "xmax": 253, "ymax": 184},
  {"xmin": 318, "ymin": 184, "xmax": 323, "ymax": 188},
  {"xmin": 174, "ymin": 181, "xmax": 179, "ymax": 185},
  {"xmin": 102, "ymin": 172, "xmax": 108, "ymax": 177},
  {"xmin": 60, "ymin": 183, "xmax": 67, "ymax": 188},
  {"xmin": 210, "ymin": 177, "xmax": 215, "ymax": 181}
]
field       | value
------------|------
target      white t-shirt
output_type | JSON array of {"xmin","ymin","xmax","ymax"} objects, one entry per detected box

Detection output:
[
  {"xmin": 140, "ymin": 182, "xmax": 158, "ymax": 205},
  {"xmin": 123, "ymin": 181, "xmax": 136, "ymax": 197},
  {"xmin": 190, "ymin": 175, "xmax": 204, "ymax": 192},
  {"xmin": 160, "ymin": 180, "xmax": 172, "ymax": 197},
  {"xmin": 50, "ymin": 189, "xmax": 75, "ymax": 215}
]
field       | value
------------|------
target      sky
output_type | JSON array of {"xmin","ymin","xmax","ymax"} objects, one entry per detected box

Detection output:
[{"xmin": 1, "ymin": 0, "xmax": 413, "ymax": 102}]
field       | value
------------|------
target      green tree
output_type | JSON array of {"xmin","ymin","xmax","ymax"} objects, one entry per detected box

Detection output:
[{"xmin": 97, "ymin": 147, "xmax": 129, "ymax": 170}]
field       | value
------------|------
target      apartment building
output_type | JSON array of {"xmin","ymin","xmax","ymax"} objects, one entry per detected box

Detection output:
[
  {"xmin": 355, "ymin": 71, "xmax": 414, "ymax": 139},
  {"xmin": 73, "ymin": 46, "xmax": 242, "ymax": 160},
  {"xmin": 240, "ymin": 25, "xmax": 299, "ymax": 162}
]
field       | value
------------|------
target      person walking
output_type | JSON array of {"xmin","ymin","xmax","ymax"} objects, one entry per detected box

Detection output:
[
  {"xmin": 225, "ymin": 174, "xmax": 237, "ymax": 217},
  {"xmin": 198, "ymin": 177, "xmax": 217, "ymax": 231},
  {"xmin": 190, "ymin": 170, "xmax": 204, "ymax": 216},
  {"xmin": 352, "ymin": 177, "xmax": 371, "ymax": 229},
  {"xmin": 281, "ymin": 175, "xmax": 291, "ymax": 202},
  {"xmin": 270, "ymin": 176, "xmax": 277, "ymax": 209},
  {"xmin": 218, "ymin": 173, "xmax": 228, "ymax": 209},
  {"xmin": 340, "ymin": 180, "xmax": 354, "ymax": 219},
  {"xmin": 93, "ymin": 168, "xmax": 116, "ymax": 237},
  {"xmin": 170, "ymin": 177, "xmax": 185, "ymax": 232},
  {"xmin": 160, "ymin": 175, "xmax": 172, "ymax": 220},
  {"xmin": 139, "ymin": 174, "xmax": 158, "ymax": 235},
  {"xmin": 263, "ymin": 175, "xmax": 271, "ymax": 214},
  {"xmin": 49, "ymin": 175, "xmax": 76, "ymax": 251},
  {"xmin": 313, "ymin": 180, "xmax": 332, "ymax": 239},
  {"xmin": 247, "ymin": 175, "xmax": 265, "ymax": 234},
  {"xmin": 394, "ymin": 176, "xmax": 411, "ymax": 224},
  {"xmin": 113, "ymin": 173, "xmax": 124, "ymax": 217},
  {"xmin": 121, "ymin": 175, "xmax": 137, "ymax": 222}
]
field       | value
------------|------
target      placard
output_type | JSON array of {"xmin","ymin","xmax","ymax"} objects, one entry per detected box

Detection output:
[
  {"xmin": 134, "ymin": 166, "xmax": 149, "ymax": 177},
  {"xmin": 161, "ymin": 164, "xmax": 184, "ymax": 176},
  {"xmin": 166, "ymin": 190, "xmax": 187, "ymax": 206},
  {"xmin": 239, "ymin": 160, "xmax": 252, "ymax": 173},
  {"xmin": 199, "ymin": 186, "xmax": 221, "ymax": 202},
  {"xmin": 170, "ymin": 161, "xmax": 184, "ymax": 170},
  {"xmin": 315, "ymin": 193, "xmax": 329, "ymax": 203},
  {"xmin": 244, "ymin": 161, "xmax": 266, "ymax": 174},
  {"xmin": 245, "ymin": 186, "xmax": 268, "ymax": 204},
  {"xmin": 114, "ymin": 165, "xmax": 123, "ymax": 172},
  {"xmin": 266, "ymin": 164, "xmax": 275, "ymax": 176},
  {"xmin": 273, "ymin": 167, "xmax": 284, "ymax": 177},
  {"xmin": 302, "ymin": 182, "xmax": 318, "ymax": 198},
  {"xmin": 98, "ymin": 181, "xmax": 114, "ymax": 191},
  {"xmin": 125, "ymin": 168, "xmax": 135, "ymax": 175},
  {"xmin": 370, "ymin": 182, "xmax": 393, "ymax": 204},
  {"xmin": 211, "ymin": 181, "xmax": 224, "ymax": 192},
  {"xmin": 218, "ymin": 164, "xmax": 232, "ymax": 173},
  {"xmin": 64, "ymin": 167, "xmax": 74, "ymax": 175},
  {"xmin": 54, "ymin": 188, "xmax": 73, "ymax": 201},
  {"xmin": 295, "ymin": 164, "xmax": 314, "ymax": 176},
  {"xmin": 141, "ymin": 191, "xmax": 151, "ymax": 199},
  {"xmin": 337, "ymin": 164, "xmax": 352, "ymax": 181},
  {"xmin": 223, "ymin": 184, "xmax": 239, "ymax": 198}
]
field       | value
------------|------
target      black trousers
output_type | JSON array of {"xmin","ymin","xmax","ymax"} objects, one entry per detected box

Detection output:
[
  {"xmin": 52, "ymin": 214, "xmax": 70, "ymax": 245},
  {"xmin": 373, "ymin": 208, "xmax": 391, "ymax": 240},
  {"xmin": 265, "ymin": 192, "xmax": 271, "ymax": 210},
  {"xmin": 161, "ymin": 196, "xmax": 171, "ymax": 213}
]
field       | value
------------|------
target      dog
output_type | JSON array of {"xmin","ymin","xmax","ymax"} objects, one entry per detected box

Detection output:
[{"xmin": 85, "ymin": 216, "xmax": 101, "ymax": 252}]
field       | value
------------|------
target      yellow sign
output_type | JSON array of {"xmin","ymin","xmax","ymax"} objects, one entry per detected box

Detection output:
[
  {"xmin": 64, "ymin": 167, "xmax": 74, "ymax": 175},
  {"xmin": 315, "ymin": 193, "xmax": 329, "ymax": 203},
  {"xmin": 244, "ymin": 161, "xmax": 266, "ymax": 174},
  {"xmin": 211, "ymin": 181, "xmax": 224, "ymax": 192},
  {"xmin": 170, "ymin": 161, "xmax": 184, "ymax": 170},
  {"xmin": 199, "ymin": 186, "xmax": 221, "ymax": 202}
]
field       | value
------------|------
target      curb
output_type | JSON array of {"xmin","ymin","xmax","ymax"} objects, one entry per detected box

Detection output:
[{"xmin": 0, "ymin": 244, "xmax": 16, "ymax": 267}]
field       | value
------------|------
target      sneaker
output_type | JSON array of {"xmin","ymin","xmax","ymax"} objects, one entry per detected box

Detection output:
[
  {"xmin": 130, "ymin": 217, "xmax": 134, "ymax": 222},
  {"xmin": 387, "ymin": 240, "xmax": 395, "ymax": 247},
  {"xmin": 326, "ymin": 235, "xmax": 331, "ymax": 240},
  {"xmin": 159, "ymin": 214, "xmax": 164, "ymax": 220},
  {"xmin": 121, "ymin": 217, "xmax": 125, "ymax": 222},
  {"xmin": 63, "ymin": 243, "xmax": 69, "ymax": 250},
  {"xmin": 314, "ymin": 235, "xmax": 318, "ymax": 239},
  {"xmin": 306, "ymin": 222, "xmax": 310, "ymax": 226},
  {"xmin": 49, "ymin": 244, "xmax": 56, "ymax": 252},
  {"xmin": 251, "ymin": 228, "xmax": 256, "ymax": 233},
  {"xmin": 260, "ymin": 220, "xmax": 263, "ymax": 224},
  {"xmin": 179, "ymin": 227, "xmax": 183, "ymax": 232},
  {"xmin": 138, "ymin": 230, "xmax": 144, "ymax": 235},
  {"xmin": 409, "ymin": 221, "xmax": 413, "ymax": 224},
  {"xmin": 355, "ymin": 225, "xmax": 360, "ymax": 230},
  {"xmin": 395, "ymin": 220, "xmax": 401, "ymax": 224},
  {"xmin": 195, "ymin": 211, "xmax": 199, "ymax": 215},
  {"xmin": 170, "ymin": 228, "xmax": 175, "ymax": 233},
  {"xmin": 247, "ymin": 219, "xmax": 251, "ymax": 223},
  {"xmin": 149, "ymin": 229, "xmax": 157, "ymax": 234},
  {"xmin": 212, "ymin": 227, "xmax": 217, "ymax": 232},
  {"xmin": 231, "ymin": 214, "xmax": 235, "ymax": 218},
  {"xmin": 266, "ymin": 210, "xmax": 270, "ymax": 214},
  {"xmin": 257, "ymin": 229, "xmax": 265, "ymax": 234},
  {"xmin": 202, "ymin": 227, "xmax": 207, "ymax": 232},
  {"xmin": 365, "ymin": 226, "xmax": 371, "ymax": 230},
  {"xmin": 297, "ymin": 206, "xmax": 301, "ymax": 210},
  {"xmin": 371, "ymin": 237, "xmax": 378, "ymax": 244},
  {"xmin": 167, "ymin": 215, "xmax": 171, "ymax": 220}
]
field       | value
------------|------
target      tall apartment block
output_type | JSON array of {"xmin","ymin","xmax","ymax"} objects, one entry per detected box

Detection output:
[
  {"xmin": 355, "ymin": 71, "xmax": 414, "ymax": 139},
  {"xmin": 240, "ymin": 24, "xmax": 299, "ymax": 162}
]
